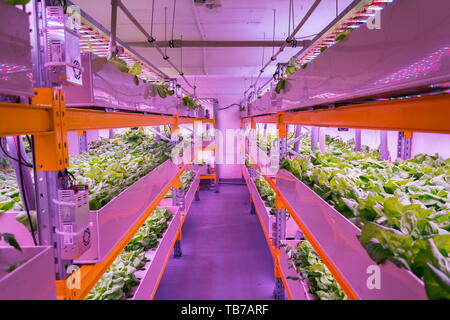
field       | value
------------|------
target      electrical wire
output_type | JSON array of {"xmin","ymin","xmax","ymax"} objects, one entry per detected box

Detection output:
[
  {"xmin": 149, "ymin": 0, "xmax": 155, "ymax": 42},
  {"xmin": 17, "ymin": 137, "xmax": 37, "ymax": 246},
  {"xmin": 0, "ymin": 139, "xmax": 32, "ymax": 168},
  {"xmin": 164, "ymin": 7, "xmax": 168, "ymax": 57},
  {"xmin": 171, "ymin": 0, "xmax": 177, "ymax": 46},
  {"xmin": 219, "ymin": 103, "xmax": 242, "ymax": 111}
]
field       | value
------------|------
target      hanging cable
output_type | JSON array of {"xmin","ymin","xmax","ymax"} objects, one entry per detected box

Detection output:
[
  {"xmin": 261, "ymin": 32, "xmax": 265, "ymax": 73},
  {"xmin": 245, "ymin": 0, "xmax": 321, "ymax": 94},
  {"xmin": 291, "ymin": 0, "xmax": 295, "ymax": 35},
  {"xmin": 17, "ymin": 137, "xmax": 37, "ymax": 246},
  {"xmin": 218, "ymin": 103, "xmax": 242, "ymax": 111},
  {"xmin": 164, "ymin": 7, "xmax": 168, "ymax": 58},
  {"xmin": 194, "ymin": 77, "xmax": 197, "ymax": 98},
  {"xmin": 272, "ymin": 9, "xmax": 276, "ymax": 58},
  {"xmin": 148, "ymin": 0, "xmax": 156, "ymax": 43},
  {"xmin": 116, "ymin": 0, "xmax": 195, "ymax": 91},
  {"xmin": 180, "ymin": 34, "xmax": 184, "ymax": 76},
  {"xmin": 288, "ymin": 0, "xmax": 292, "ymax": 35},
  {"xmin": 0, "ymin": 139, "xmax": 32, "ymax": 168},
  {"xmin": 169, "ymin": 0, "xmax": 177, "ymax": 48},
  {"xmin": 286, "ymin": 0, "xmax": 297, "ymax": 48}
]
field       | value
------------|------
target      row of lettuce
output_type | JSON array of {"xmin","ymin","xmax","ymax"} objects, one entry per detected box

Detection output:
[
  {"xmin": 251, "ymin": 134, "xmax": 450, "ymax": 299},
  {"xmin": 247, "ymin": 158, "xmax": 348, "ymax": 300},
  {"xmin": 1, "ymin": 130, "xmax": 198, "ymax": 298},
  {"xmin": 86, "ymin": 207, "xmax": 173, "ymax": 300},
  {"xmin": 80, "ymin": 131, "xmax": 197, "ymax": 299}
]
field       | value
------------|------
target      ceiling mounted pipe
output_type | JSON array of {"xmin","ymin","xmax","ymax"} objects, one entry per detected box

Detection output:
[{"xmin": 127, "ymin": 40, "xmax": 311, "ymax": 48}]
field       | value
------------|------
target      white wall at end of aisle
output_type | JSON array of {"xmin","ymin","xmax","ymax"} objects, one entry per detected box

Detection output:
[
  {"xmin": 68, "ymin": 131, "xmax": 78, "ymax": 156},
  {"xmin": 98, "ymin": 129, "xmax": 110, "ymax": 138},
  {"xmin": 412, "ymin": 133, "xmax": 450, "ymax": 159}
]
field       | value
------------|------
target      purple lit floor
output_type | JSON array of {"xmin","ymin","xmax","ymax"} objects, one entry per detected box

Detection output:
[{"xmin": 154, "ymin": 184, "xmax": 275, "ymax": 300}]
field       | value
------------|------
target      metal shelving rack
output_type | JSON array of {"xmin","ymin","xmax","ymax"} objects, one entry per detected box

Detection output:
[
  {"xmin": 241, "ymin": 92, "xmax": 450, "ymax": 300},
  {"xmin": 0, "ymin": 88, "xmax": 208, "ymax": 300}
]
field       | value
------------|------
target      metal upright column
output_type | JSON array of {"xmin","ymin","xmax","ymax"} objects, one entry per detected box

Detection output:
[
  {"xmin": 397, "ymin": 131, "xmax": 413, "ymax": 160},
  {"xmin": 26, "ymin": 1, "xmax": 76, "ymax": 281},
  {"xmin": 171, "ymin": 115, "xmax": 183, "ymax": 258},
  {"xmin": 33, "ymin": 89, "xmax": 72, "ymax": 280},
  {"xmin": 78, "ymin": 131, "xmax": 88, "ymax": 153},
  {"xmin": 355, "ymin": 129, "xmax": 362, "ymax": 152},
  {"xmin": 248, "ymin": 119, "xmax": 257, "ymax": 214},
  {"xmin": 172, "ymin": 176, "xmax": 184, "ymax": 258},
  {"xmin": 311, "ymin": 126, "xmax": 319, "ymax": 151},
  {"xmin": 293, "ymin": 125, "xmax": 302, "ymax": 153},
  {"xmin": 273, "ymin": 115, "xmax": 286, "ymax": 300},
  {"xmin": 380, "ymin": 131, "xmax": 389, "ymax": 161},
  {"xmin": 319, "ymin": 128, "xmax": 326, "ymax": 153}
]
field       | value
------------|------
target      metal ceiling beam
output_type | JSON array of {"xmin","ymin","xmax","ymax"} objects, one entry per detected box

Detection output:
[{"xmin": 127, "ymin": 40, "xmax": 311, "ymax": 48}]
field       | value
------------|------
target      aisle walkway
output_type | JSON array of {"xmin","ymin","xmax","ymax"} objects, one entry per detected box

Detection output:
[{"xmin": 154, "ymin": 184, "xmax": 275, "ymax": 300}]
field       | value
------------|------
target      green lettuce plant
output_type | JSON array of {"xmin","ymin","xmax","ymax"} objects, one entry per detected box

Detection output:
[
  {"xmin": 70, "ymin": 130, "xmax": 174, "ymax": 210},
  {"xmin": 86, "ymin": 207, "xmax": 172, "ymax": 300},
  {"xmin": 282, "ymin": 140, "xmax": 450, "ymax": 299}
]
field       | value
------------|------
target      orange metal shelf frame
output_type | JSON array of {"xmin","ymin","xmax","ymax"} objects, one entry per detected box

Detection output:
[
  {"xmin": 242, "ymin": 94, "xmax": 450, "ymax": 134},
  {"xmin": 0, "ymin": 88, "xmax": 212, "ymax": 300},
  {"xmin": 57, "ymin": 164, "xmax": 189, "ymax": 300},
  {"xmin": 245, "ymin": 146, "xmax": 358, "ymax": 300}
]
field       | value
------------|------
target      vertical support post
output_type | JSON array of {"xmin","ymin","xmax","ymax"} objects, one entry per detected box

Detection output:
[
  {"xmin": 278, "ymin": 115, "xmax": 287, "ymax": 160},
  {"xmin": 355, "ymin": 129, "xmax": 362, "ymax": 152},
  {"xmin": 274, "ymin": 113, "xmax": 286, "ymax": 300},
  {"xmin": 155, "ymin": 126, "xmax": 161, "ymax": 142},
  {"xmin": 379, "ymin": 131, "xmax": 389, "ymax": 161},
  {"xmin": 403, "ymin": 131, "xmax": 413, "ymax": 160},
  {"xmin": 78, "ymin": 130, "xmax": 87, "ymax": 153},
  {"xmin": 249, "ymin": 120, "xmax": 258, "ymax": 215},
  {"xmin": 173, "ymin": 175, "xmax": 183, "ymax": 258},
  {"xmin": 311, "ymin": 126, "xmax": 319, "ymax": 151},
  {"xmin": 319, "ymin": 128, "xmax": 326, "ymax": 153},
  {"xmin": 293, "ymin": 125, "xmax": 302, "ymax": 153},
  {"xmin": 397, "ymin": 131, "xmax": 413, "ymax": 160},
  {"xmin": 250, "ymin": 201, "xmax": 256, "ymax": 215},
  {"xmin": 33, "ymin": 89, "xmax": 72, "ymax": 280}
]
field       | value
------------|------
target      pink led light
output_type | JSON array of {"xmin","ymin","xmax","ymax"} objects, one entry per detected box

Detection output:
[
  {"xmin": 297, "ymin": 0, "xmax": 394, "ymax": 66},
  {"xmin": 374, "ymin": 46, "xmax": 450, "ymax": 85}
]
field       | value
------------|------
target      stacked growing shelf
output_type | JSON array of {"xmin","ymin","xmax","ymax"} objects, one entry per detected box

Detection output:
[
  {"xmin": 0, "ymin": 88, "xmax": 205, "ymax": 300},
  {"xmin": 239, "ymin": 0, "xmax": 450, "ymax": 300}
]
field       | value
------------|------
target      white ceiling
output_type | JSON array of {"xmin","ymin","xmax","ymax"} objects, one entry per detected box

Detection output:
[{"xmin": 72, "ymin": 0, "xmax": 354, "ymax": 106}]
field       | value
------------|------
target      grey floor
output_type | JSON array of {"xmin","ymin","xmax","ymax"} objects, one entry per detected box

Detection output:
[{"xmin": 154, "ymin": 184, "xmax": 275, "ymax": 300}]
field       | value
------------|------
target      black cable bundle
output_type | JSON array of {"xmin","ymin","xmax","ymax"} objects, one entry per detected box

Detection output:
[{"xmin": 16, "ymin": 137, "xmax": 38, "ymax": 246}]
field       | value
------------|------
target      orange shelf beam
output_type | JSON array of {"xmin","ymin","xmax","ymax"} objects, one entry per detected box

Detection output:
[
  {"xmin": 66, "ymin": 108, "xmax": 175, "ymax": 131},
  {"xmin": 0, "ymin": 102, "xmax": 52, "ymax": 137},
  {"xmin": 281, "ymin": 94, "xmax": 450, "ymax": 134}
]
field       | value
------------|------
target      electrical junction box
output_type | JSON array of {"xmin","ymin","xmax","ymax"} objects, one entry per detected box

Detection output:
[
  {"xmin": 56, "ymin": 185, "xmax": 91, "ymax": 259},
  {"xmin": 45, "ymin": 6, "xmax": 82, "ymax": 86}
]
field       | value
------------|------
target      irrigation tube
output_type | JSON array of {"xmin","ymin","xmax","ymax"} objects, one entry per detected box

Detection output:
[
  {"xmin": 111, "ymin": 0, "xmax": 196, "ymax": 92},
  {"xmin": 249, "ymin": 0, "xmax": 322, "ymax": 92}
]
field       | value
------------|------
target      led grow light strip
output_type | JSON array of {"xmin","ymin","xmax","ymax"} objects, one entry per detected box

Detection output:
[
  {"xmin": 297, "ymin": 0, "xmax": 394, "ymax": 65},
  {"xmin": 79, "ymin": 20, "xmax": 161, "ymax": 82}
]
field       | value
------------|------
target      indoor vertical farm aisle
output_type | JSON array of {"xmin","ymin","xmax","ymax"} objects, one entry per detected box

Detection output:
[
  {"xmin": 155, "ymin": 185, "xmax": 275, "ymax": 300},
  {"xmin": 1, "ymin": 0, "xmax": 450, "ymax": 305}
]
